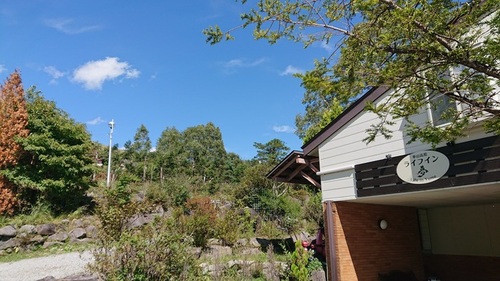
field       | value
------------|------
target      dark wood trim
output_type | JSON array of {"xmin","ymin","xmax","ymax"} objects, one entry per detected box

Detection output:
[
  {"xmin": 302, "ymin": 86, "xmax": 390, "ymax": 155},
  {"xmin": 325, "ymin": 201, "xmax": 337, "ymax": 281},
  {"xmin": 355, "ymin": 135, "xmax": 500, "ymax": 197},
  {"xmin": 266, "ymin": 150, "xmax": 321, "ymax": 187}
]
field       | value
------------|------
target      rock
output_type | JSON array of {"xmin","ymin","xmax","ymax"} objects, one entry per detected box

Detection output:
[
  {"xmin": 37, "ymin": 224, "xmax": 56, "ymax": 236},
  {"xmin": 0, "ymin": 225, "xmax": 17, "ymax": 238},
  {"xmin": 59, "ymin": 219, "xmax": 71, "ymax": 230},
  {"xmin": 0, "ymin": 237, "xmax": 21, "ymax": 250},
  {"xmin": 311, "ymin": 269, "xmax": 327, "ymax": 281},
  {"xmin": 235, "ymin": 237, "xmax": 260, "ymax": 248},
  {"xmin": 70, "ymin": 237, "xmax": 93, "ymax": 244},
  {"xmin": 240, "ymin": 247, "xmax": 262, "ymax": 256},
  {"xmin": 291, "ymin": 230, "xmax": 312, "ymax": 243},
  {"xmin": 201, "ymin": 245, "xmax": 232, "ymax": 258},
  {"xmin": 69, "ymin": 228, "xmax": 87, "ymax": 239},
  {"xmin": 47, "ymin": 232, "xmax": 69, "ymax": 243},
  {"xmin": 19, "ymin": 224, "xmax": 36, "ymax": 234},
  {"xmin": 85, "ymin": 225, "xmax": 97, "ymax": 238},
  {"xmin": 262, "ymin": 261, "xmax": 287, "ymax": 281},
  {"xmin": 207, "ymin": 238, "xmax": 224, "ymax": 246},
  {"xmin": 71, "ymin": 219, "xmax": 84, "ymax": 228},
  {"xmin": 126, "ymin": 214, "xmax": 148, "ymax": 229},
  {"xmin": 30, "ymin": 234, "xmax": 46, "ymax": 245},
  {"xmin": 190, "ymin": 247, "xmax": 202, "ymax": 258}
]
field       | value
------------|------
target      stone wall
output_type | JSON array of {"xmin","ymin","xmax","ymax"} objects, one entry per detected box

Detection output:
[{"xmin": 0, "ymin": 218, "xmax": 97, "ymax": 255}]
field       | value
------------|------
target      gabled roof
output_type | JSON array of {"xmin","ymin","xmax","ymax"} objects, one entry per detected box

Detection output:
[
  {"xmin": 302, "ymin": 86, "xmax": 390, "ymax": 156},
  {"xmin": 266, "ymin": 150, "xmax": 321, "ymax": 188},
  {"xmin": 267, "ymin": 85, "xmax": 390, "ymax": 187}
]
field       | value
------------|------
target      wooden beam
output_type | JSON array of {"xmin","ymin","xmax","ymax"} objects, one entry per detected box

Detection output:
[
  {"xmin": 300, "ymin": 171, "xmax": 321, "ymax": 188},
  {"xmin": 272, "ymin": 155, "xmax": 299, "ymax": 178}
]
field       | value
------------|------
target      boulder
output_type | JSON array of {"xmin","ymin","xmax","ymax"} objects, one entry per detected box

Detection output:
[
  {"xmin": 19, "ymin": 224, "xmax": 36, "ymax": 234},
  {"xmin": 0, "ymin": 225, "xmax": 17, "ymax": 238},
  {"xmin": 69, "ymin": 228, "xmax": 87, "ymax": 239},
  {"xmin": 201, "ymin": 245, "xmax": 232, "ymax": 259},
  {"xmin": 0, "ymin": 237, "xmax": 20, "ymax": 250},
  {"xmin": 29, "ymin": 235, "xmax": 45, "ymax": 245},
  {"xmin": 71, "ymin": 219, "xmax": 84, "ymax": 228},
  {"xmin": 85, "ymin": 225, "xmax": 97, "ymax": 239},
  {"xmin": 47, "ymin": 232, "xmax": 69, "ymax": 243},
  {"xmin": 37, "ymin": 224, "xmax": 56, "ymax": 236}
]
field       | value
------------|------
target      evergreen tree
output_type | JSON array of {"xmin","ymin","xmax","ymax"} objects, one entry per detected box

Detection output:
[{"xmin": 4, "ymin": 87, "xmax": 95, "ymax": 213}]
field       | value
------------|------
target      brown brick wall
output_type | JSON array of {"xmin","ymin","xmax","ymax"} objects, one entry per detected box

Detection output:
[{"xmin": 326, "ymin": 202, "xmax": 424, "ymax": 281}]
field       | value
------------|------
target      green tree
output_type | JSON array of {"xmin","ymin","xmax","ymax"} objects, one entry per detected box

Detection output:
[
  {"xmin": 3, "ymin": 87, "xmax": 95, "ymax": 213},
  {"xmin": 124, "ymin": 124, "xmax": 152, "ymax": 182},
  {"xmin": 155, "ymin": 127, "xmax": 185, "ymax": 182},
  {"xmin": 181, "ymin": 122, "xmax": 227, "ymax": 184},
  {"xmin": 205, "ymin": 0, "xmax": 499, "ymax": 145},
  {"xmin": 221, "ymin": 152, "xmax": 246, "ymax": 183},
  {"xmin": 253, "ymin": 138, "xmax": 290, "ymax": 166}
]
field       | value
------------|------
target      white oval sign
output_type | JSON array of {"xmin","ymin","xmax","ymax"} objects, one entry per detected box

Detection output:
[{"xmin": 396, "ymin": 151, "xmax": 449, "ymax": 184}]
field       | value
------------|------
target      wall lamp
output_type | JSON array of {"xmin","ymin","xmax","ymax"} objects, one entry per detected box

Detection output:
[{"xmin": 378, "ymin": 219, "xmax": 388, "ymax": 230}]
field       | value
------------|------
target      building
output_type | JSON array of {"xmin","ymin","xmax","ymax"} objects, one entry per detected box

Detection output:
[{"xmin": 267, "ymin": 86, "xmax": 500, "ymax": 280}]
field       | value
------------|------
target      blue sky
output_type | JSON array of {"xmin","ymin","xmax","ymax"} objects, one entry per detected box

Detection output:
[{"xmin": 0, "ymin": 1, "xmax": 331, "ymax": 160}]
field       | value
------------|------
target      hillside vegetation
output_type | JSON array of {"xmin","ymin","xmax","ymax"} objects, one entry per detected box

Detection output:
[{"xmin": 0, "ymin": 72, "xmax": 323, "ymax": 280}]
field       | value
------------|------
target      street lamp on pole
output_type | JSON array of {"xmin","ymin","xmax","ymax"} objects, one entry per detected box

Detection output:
[{"xmin": 106, "ymin": 119, "xmax": 115, "ymax": 188}]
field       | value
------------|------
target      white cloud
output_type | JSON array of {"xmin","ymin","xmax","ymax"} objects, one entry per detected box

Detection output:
[
  {"xmin": 224, "ymin": 57, "xmax": 267, "ymax": 68},
  {"xmin": 280, "ymin": 65, "xmax": 304, "ymax": 76},
  {"xmin": 44, "ymin": 66, "xmax": 65, "ymax": 84},
  {"xmin": 86, "ymin": 117, "xmax": 106, "ymax": 126},
  {"xmin": 72, "ymin": 57, "xmax": 140, "ymax": 90},
  {"xmin": 44, "ymin": 66, "xmax": 65, "ymax": 79},
  {"xmin": 273, "ymin": 125, "xmax": 295, "ymax": 133},
  {"xmin": 0, "ymin": 65, "xmax": 6, "ymax": 74},
  {"xmin": 44, "ymin": 18, "xmax": 101, "ymax": 34},
  {"xmin": 320, "ymin": 41, "xmax": 334, "ymax": 52}
]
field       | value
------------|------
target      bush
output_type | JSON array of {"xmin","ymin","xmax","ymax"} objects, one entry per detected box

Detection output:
[
  {"xmin": 90, "ymin": 186, "xmax": 207, "ymax": 280},
  {"xmin": 215, "ymin": 208, "xmax": 255, "ymax": 246},
  {"xmin": 90, "ymin": 216, "xmax": 206, "ymax": 280},
  {"xmin": 93, "ymin": 185, "xmax": 142, "ymax": 242},
  {"xmin": 302, "ymin": 192, "xmax": 324, "ymax": 228},
  {"xmin": 145, "ymin": 179, "xmax": 189, "ymax": 209},
  {"xmin": 184, "ymin": 197, "xmax": 217, "ymax": 248}
]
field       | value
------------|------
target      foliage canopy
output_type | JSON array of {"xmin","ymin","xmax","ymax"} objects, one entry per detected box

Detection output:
[
  {"xmin": 3, "ymin": 87, "xmax": 95, "ymax": 213},
  {"xmin": 205, "ymin": 0, "xmax": 499, "ymax": 145}
]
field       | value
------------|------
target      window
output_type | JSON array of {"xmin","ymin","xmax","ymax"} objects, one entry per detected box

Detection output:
[
  {"xmin": 427, "ymin": 69, "xmax": 460, "ymax": 126},
  {"xmin": 428, "ymin": 93, "xmax": 458, "ymax": 126}
]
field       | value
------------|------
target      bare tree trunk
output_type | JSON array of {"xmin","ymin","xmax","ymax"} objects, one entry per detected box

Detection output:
[{"xmin": 160, "ymin": 167, "xmax": 163, "ymax": 184}]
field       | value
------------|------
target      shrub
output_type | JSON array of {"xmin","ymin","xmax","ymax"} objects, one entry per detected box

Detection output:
[
  {"xmin": 93, "ymin": 185, "xmax": 141, "ymax": 242},
  {"xmin": 145, "ymin": 179, "xmax": 189, "ymax": 209},
  {"xmin": 215, "ymin": 208, "xmax": 255, "ymax": 246},
  {"xmin": 184, "ymin": 197, "xmax": 217, "ymax": 248},
  {"xmin": 90, "ymin": 216, "xmax": 207, "ymax": 280},
  {"xmin": 289, "ymin": 240, "xmax": 310, "ymax": 281},
  {"xmin": 0, "ymin": 182, "xmax": 17, "ymax": 215},
  {"xmin": 303, "ymin": 192, "xmax": 324, "ymax": 228}
]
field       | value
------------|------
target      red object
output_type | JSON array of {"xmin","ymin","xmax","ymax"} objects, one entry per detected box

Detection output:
[{"xmin": 301, "ymin": 228, "xmax": 325, "ymax": 259}]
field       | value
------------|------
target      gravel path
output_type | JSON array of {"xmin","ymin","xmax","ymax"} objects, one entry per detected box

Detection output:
[{"xmin": 0, "ymin": 251, "xmax": 94, "ymax": 281}]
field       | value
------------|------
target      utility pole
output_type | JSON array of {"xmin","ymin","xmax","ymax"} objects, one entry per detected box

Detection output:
[{"xmin": 106, "ymin": 119, "xmax": 115, "ymax": 188}]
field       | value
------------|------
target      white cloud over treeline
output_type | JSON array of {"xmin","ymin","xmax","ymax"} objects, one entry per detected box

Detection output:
[{"xmin": 72, "ymin": 57, "xmax": 140, "ymax": 90}]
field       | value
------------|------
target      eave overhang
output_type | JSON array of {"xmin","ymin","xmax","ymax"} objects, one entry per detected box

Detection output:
[{"xmin": 266, "ymin": 150, "xmax": 320, "ymax": 188}]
